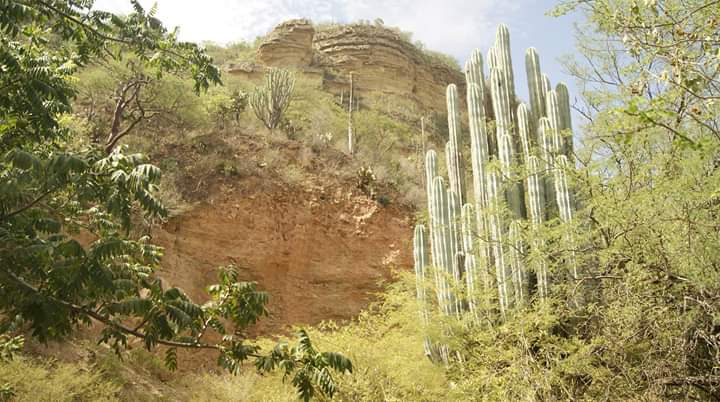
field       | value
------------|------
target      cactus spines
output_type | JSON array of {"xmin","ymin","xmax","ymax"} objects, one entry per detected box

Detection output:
[
  {"xmin": 495, "ymin": 24, "xmax": 516, "ymax": 99},
  {"xmin": 446, "ymin": 84, "xmax": 467, "ymax": 204},
  {"xmin": 525, "ymin": 47, "xmax": 547, "ymax": 126}
]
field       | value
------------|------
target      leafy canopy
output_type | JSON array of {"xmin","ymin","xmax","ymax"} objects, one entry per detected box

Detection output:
[{"xmin": 0, "ymin": 1, "xmax": 351, "ymax": 400}]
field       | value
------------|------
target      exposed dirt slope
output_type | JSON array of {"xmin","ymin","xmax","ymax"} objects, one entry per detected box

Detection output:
[{"xmin": 153, "ymin": 173, "xmax": 413, "ymax": 336}]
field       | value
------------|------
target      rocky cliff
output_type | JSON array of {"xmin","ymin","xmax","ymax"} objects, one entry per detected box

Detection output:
[
  {"xmin": 256, "ymin": 19, "xmax": 315, "ymax": 67},
  {"xmin": 237, "ymin": 19, "xmax": 465, "ymax": 114}
]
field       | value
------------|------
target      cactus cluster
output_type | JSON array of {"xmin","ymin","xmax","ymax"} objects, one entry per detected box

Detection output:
[{"xmin": 413, "ymin": 24, "xmax": 576, "ymax": 353}]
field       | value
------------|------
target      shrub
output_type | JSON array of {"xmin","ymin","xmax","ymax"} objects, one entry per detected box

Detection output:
[{"xmin": 249, "ymin": 68, "xmax": 295, "ymax": 131}]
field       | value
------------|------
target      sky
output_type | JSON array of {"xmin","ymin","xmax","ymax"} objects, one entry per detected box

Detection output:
[{"xmin": 93, "ymin": 0, "xmax": 583, "ymax": 116}]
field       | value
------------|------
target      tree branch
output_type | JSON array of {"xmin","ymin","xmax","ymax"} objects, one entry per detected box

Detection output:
[{"xmin": 0, "ymin": 267, "xmax": 263, "ymax": 356}]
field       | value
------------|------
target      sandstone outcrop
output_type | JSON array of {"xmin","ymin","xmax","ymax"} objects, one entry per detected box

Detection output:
[
  {"xmin": 256, "ymin": 19, "xmax": 315, "ymax": 67},
  {"xmin": 312, "ymin": 24, "xmax": 464, "ymax": 113},
  {"xmin": 240, "ymin": 20, "xmax": 465, "ymax": 114}
]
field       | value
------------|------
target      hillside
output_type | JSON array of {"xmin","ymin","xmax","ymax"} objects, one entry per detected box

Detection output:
[
  {"xmin": 151, "ymin": 138, "xmax": 414, "ymax": 336},
  {"xmin": 5, "ymin": 2, "xmax": 717, "ymax": 401},
  {"xmin": 1, "ymin": 14, "xmax": 447, "ymax": 402},
  {"xmin": 230, "ymin": 19, "xmax": 464, "ymax": 116}
]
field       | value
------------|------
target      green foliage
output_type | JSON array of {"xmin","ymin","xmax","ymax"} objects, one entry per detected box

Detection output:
[
  {"xmin": 202, "ymin": 40, "xmax": 258, "ymax": 66},
  {"xmin": 256, "ymin": 329, "xmax": 353, "ymax": 402},
  {"xmin": 202, "ymin": 86, "xmax": 248, "ymax": 129},
  {"xmin": 0, "ymin": 2, "xmax": 350, "ymax": 400},
  {"xmin": 0, "ymin": 335, "xmax": 23, "ymax": 361}
]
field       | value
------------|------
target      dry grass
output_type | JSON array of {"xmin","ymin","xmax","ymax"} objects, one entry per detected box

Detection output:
[{"xmin": 0, "ymin": 357, "xmax": 121, "ymax": 402}]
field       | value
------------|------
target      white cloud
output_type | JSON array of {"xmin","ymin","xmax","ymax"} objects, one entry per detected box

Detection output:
[{"xmin": 92, "ymin": 0, "xmax": 521, "ymax": 62}]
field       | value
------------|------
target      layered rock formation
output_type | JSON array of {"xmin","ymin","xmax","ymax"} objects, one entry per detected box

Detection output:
[
  {"xmin": 312, "ymin": 24, "xmax": 464, "ymax": 113},
  {"xmin": 256, "ymin": 19, "xmax": 315, "ymax": 67},
  {"xmin": 233, "ymin": 19, "xmax": 465, "ymax": 114}
]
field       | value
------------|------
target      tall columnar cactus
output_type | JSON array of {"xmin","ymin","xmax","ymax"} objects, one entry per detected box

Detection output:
[
  {"xmin": 446, "ymin": 84, "xmax": 467, "ymax": 205},
  {"xmin": 518, "ymin": 103, "xmax": 532, "ymax": 163},
  {"xmin": 447, "ymin": 189, "xmax": 464, "ymax": 316},
  {"xmin": 491, "ymin": 67, "xmax": 525, "ymax": 217},
  {"xmin": 416, "ymin": 24, "xmax": 577, "ymax": 355},
  {"xmin": 555, "ymin": 83, "xmax": 573, "ymax": 156},
  {"xmin": 542, "ymin": 74, "xmax": 552, "ymax": 99},
  {"xmin": 539, "ymin": 117, "xmax": 559, "ymax": 218},
  {"xmin": 465, "ymin": 58, "xmax": 493, "ymax": 298},
  {"xmin": 525, "ymin": 48, "xmax": 547, "ymax": 130},
  {"xmin": 526, "ymin": 155, "xmax": 549, "ymax": 299},
  {"xmin": 465, "ymin": 49, "xmax": 485, "ymax": 89},
  {"xmin": 490, "ymin": 69, "xmax": 513, "ymax": 139},
  {"xmin": 547, "ymin": 89, "xmax": 575, "ymax": 160},
  {"xmin": 430, "ymin": 176, "xmax": 454, "ymax": 315},
  {"xmin": 466, "ymin": 82, "xmax": 489, "ymax": 211},
  {"xmin": 425, "ymin": 150, "xmax": 439, "ymax": 283},
  {"xmin": 487, "ymin": 47, "xmax": 497, "ymax": 72},
  {"xmin": 508, "ymin": 221, "xmax": 526, "ymax": 306},
  {"xmin": 413, "ymin": 225, "xmax": 433, "ymax": 356},
  {"xmin": 486, "ymin": 170, "xmax": 509, "ymax": 315},
  {"xmin": 554, "ymin": 156, "xmax": 573, "ymax": 225},
  {"xmin": 519, "ymin": 102, "xmax": 550, "ymax": 300},
  {"xmin": 495, "ymin": 24, "xmax": 516, "ymax": 101},
  {"xmin": 461, "ymin": 203, "xmax": 480, "ymax": 319},
  {"xmin": 554, "ymin": 155, "xmax": 578, "ymax": 279}
]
